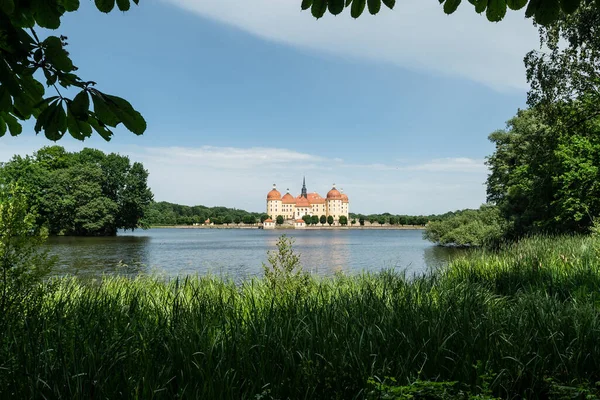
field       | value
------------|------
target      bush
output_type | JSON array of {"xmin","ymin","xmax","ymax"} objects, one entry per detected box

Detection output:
[{"xmin": 423, "ymin": 205, "xmax": 506, "ymax": 247}]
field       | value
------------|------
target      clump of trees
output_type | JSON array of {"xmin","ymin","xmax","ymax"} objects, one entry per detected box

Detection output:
[
  {"xmin": 0, "ymin": 146, "xmax": 152, "ymax": 236},
  {"xmin": 143, "ymin": 202, "xmax": 266, "ymax": 226}
]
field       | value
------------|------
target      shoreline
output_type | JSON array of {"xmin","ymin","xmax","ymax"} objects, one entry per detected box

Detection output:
[{"xmin": 150, "ymin": 225, "xmax": 425, "ymax": 230}]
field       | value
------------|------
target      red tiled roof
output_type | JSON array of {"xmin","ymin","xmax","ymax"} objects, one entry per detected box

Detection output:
[
  {"xmin": 267, "ymin": 189, "xmax": 281, "ymax": 200},
  {"xmin": 282, "ymin": 193, "xmax": 296, "ymax": 204}
]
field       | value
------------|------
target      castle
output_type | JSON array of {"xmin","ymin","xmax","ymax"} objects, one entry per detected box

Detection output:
[{"xmin": 266, "ymin": 178, "xmax": 349, "ymax": 222}]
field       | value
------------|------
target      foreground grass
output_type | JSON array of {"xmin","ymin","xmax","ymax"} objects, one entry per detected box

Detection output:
[{"xmin": 2, "ymin": 236, "xmax": 600, "ymax": 399}]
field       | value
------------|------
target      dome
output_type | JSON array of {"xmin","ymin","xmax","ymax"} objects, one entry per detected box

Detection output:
[
  {"xmin": 307, "ymin": 192, "xmax": 326, "ymax": 204},
  {"xmin": 267, "ymin": 184, "xmax": 281, "ymax": 200},
  {"xmin": 341, "ymin": 193, "xmax": 349, "ymax": 203},
  {"xmin": 282, "ymin": 190, "xmax": 296, "ymax": 204},
  {"xmin": 327, "ymin": 184, "xmax": 342, "ymax": 200}
]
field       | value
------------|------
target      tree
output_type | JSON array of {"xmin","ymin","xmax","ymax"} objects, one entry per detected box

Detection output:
[
  {"xmin": 378, "ymin": 217, "xmax": 386, "ymax": 225},
  {"xmin": 261, "ymin": 214, "xmax": 270, "ymax": 223},
  {"xmin": 276, "ymin": 215, "xmax": 284, "ymax": 225},
  {"xmin": 327, "ymin": 215, "xmax": 334, "ymax": 226},
  {"xmin": 0, "ymin": 0, "xmax": 146, "ymax": 141},
  {"xmin": 320, "ymin": 215, "xmax": 326, "ymax": 225},
  {"xmin": 351, "ymin": 219, "xmax": 356, "ymax": 225},
  {"xmin": 302, "ymin": 214, "xmax": 311, "ymax": 225},
  {"xmin": 339, "ymin": 215, "xmax": 348, "ymax": 226},
  {"xmin": 243, "ymin": 215, "xmax": 256, "ymax": 224},
  {"xmin": 359, "ymin": 216, "xmax": 365, "ymax": 226},
  {"xmin": 423, "ymin": 205, "xmax": 506, "ymax": 247},
  {"xmin": 223, "ymin": 215, "xmax": 233, "ymax": 225},
  {"xmin": 310, "ymin": 215, "xmax": 319, "ymax": 225},
  {"xmin": 525, "ymin": 1, "xmax": 600, "ymax": 130},
  {"xmin": 389, "ymin": 216, "xmax": 398, "ymax": 225},
  {"xmin": 300, "ymin": 0, "xmax": 580, "ymax": 26},
  {"xmin": 486, "ymin": 108, "xmax": 600, "ymax": 236},
  {"xmin": 0, "ymin": 184, "xmax": 55, "ymax": 316},
  {"xmin": 0, "ymin": 146, "xmax": 153, "ymax": 236}
]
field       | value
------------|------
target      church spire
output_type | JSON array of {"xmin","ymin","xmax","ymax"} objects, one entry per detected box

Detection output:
[{"xmin": 301, "ymin": 176, "xmax": 307, "ymax": 198}]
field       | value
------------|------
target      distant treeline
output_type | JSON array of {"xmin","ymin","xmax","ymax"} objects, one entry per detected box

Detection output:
[
  {"xmin": 144, "ymin": 202, "xmax": 449, "ymax": 226},
  {"xmin": 348, "ymin": 212, "xmax": 452, "ymax": 226},
  {"xmin": 143, "ymin": 202, "xmax": 268, "ymax": 226}
]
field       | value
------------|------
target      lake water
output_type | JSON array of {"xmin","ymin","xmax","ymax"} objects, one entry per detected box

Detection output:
[{"xmin": 45, "ymin": 228, "xmax": 462, "ymax": 279}]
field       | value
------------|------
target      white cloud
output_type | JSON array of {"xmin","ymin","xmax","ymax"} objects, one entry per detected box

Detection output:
[
  {"xmin": 164, "ymin": 0, "xmax": 539, "ymax": 91},
  {"xmin": 0, "ymin": 138, "xmax": 488, "ymax": 214}
]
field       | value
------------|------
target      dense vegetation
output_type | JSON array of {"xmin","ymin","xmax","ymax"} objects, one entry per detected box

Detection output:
[
  {"xmin": 143, "ymin": 201, "xmax": 267, "ymax": 226},
  {"xmin": 0, "ymin": 0, "xmax": 145, "ymax": 141},
  {"xmin": 349, "ymin": 213, "xmax": 439, "ymax": 226},
  {"xmin": 0, "ymin": 146, "xmax": 153, "ymax": 236},
  {"xmin": 301, "ymin": 0, "xmax": 592, "ymax": 26},
  {"xmin": 3, "ymin": 235, "xmax": 600, "ymax": 398},
  {"xmin": 423, "ymin": 205, "xmax": 506, "ymax": 247}
]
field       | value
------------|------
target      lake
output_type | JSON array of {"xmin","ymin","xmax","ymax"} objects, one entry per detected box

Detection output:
[{"xmin": 45, "ymin": 228, "xmax": 463, "ymax": 279}]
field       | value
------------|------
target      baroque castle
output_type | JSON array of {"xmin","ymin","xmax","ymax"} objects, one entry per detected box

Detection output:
[{"xmin": 266, "ymin": 178, "xmax": 349, "ymax": 222}]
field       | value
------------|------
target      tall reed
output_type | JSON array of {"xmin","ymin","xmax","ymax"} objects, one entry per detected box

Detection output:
[{"xmin": 1, "ymin": 236, "xmax": 600, "ymax": 399}]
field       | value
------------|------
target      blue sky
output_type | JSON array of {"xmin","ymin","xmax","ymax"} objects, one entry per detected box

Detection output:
[{"xmin": 0, "ymin": 0, "xmax": 540, "ymax": 214}]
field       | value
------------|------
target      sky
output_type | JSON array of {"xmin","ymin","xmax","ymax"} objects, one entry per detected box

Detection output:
[{"xmin": 0, "ymin": 0, "xmax": 541, "ymax": 214}]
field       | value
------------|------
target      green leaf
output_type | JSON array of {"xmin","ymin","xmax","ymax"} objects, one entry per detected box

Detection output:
[
  {"xmin": 486, "ymin": 0, "xmax": 506, "ymax": 21},
  {"xmin": 506, "ymin": 0, "xmax": 527, "ymax": 10},
  {"xmin": 0, "ymin": 0, "xmax": 15, "ymax": 14},
  {"xmin": 444, "ymin": 0, "xmax": 462, "ymax": 14},
  {"xmin": 89, "ymin": 117, "xmax": 113, "ymax": 141},
  {"xmin": 34, "ymin": 101, "xmax": 57, "ymax": 133},
  {"xmin": 91, "ymin": 93, "xmax": 120, "ymax": 127},
  {"xmin": 2, "ymin": 112, "xmax": 23, "ymax": 136},
  {"xmin": 351, "ymin": 0, "xmax": 366, "ymax": 17},
  {"xmin": 311, "ymin": 0, "xmax": 327, "ymax": 18},
  {"xmin": 301, "ymin": 0, "xmax": 313, "ymax": 9},
  {"xmin": 45, "ymin": 103, "xmax": 67, "ymax": 141},
  {"xmin": 0, "ymin": 60, "xmax": 21, "ymax": 95},
  {"xmin": 44, "ymin": 36, "xmax": 74, "ymax": 72},
  {"xmin": 535, "ymin": 0, "xmax": 559, "ymax": 25},
  {"xmin": 346, "ymin": 0, "xmax": 352, "ymax": 5},
  {"xmin": 34, "ymin": 0, "xmax": 62, "ymax": 29},
  {"xmin": 328, "ymin": 0, "xmax": 345, "ymax": 14},
  {"xmin": 525, "ymin": 0, "xmax": 539, "ymax": 18},
  {"xmin": 66, "ymin": 108, "xmax": 87, "ymax": 140},
  {"xmin": 560, "ymin": 0, "xmax": 579, "ymax": 14},
  {"xmin": 61, "ymin": 0, "xmax": 80, "ymax": 12},
  {"xmin": 116, "ymin": 0, "xmax": 130, "ymax": 11},
  {"xmin": 474, "ymin": 0, "xmax": 488, "ymax": 13},
  {"xmin": 105, "ymin": 95, "xmax": 146, "ymax": 135},
  {"xmin": 71, "ymin": 90, "xmax": 90, "ymax": 118},
  {"xmin": 367, "ymin": 0, "xmax": 381, "ymax": 14},
  {"xmin": 382, "ymin": 0, "xmax": 395, "ymax": 9},
  {"xmin": 95, "ymin": 0, "xmax": 115, "ymax": 13},
  {"xmin": 0, "ymin": 87, "xmax": 12, "ymax": 113},
  {"xmin": 0, "ymin": 115, "xmax": 6, "ymax": 138},
  {"xmin": 13, "ymin": 93, "xmax": 33, "ymax": 118}
]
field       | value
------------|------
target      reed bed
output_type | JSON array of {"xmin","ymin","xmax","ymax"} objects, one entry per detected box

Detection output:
[{"xmin": 2, "ymin": 236, "xmax": 600, "ymax": 399}]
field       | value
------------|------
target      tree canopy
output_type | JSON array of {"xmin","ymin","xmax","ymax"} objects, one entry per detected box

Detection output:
[
  {"xmin": 0, "ymin": 0, "xmax": 145, "ymax": 141},
  {"xmin": 300, "ymin": 0, "xmax": 591, "ymax": 26},
  {"xmin": 0, "ymin": 146, "xmax": 153, "ymax": 236}
]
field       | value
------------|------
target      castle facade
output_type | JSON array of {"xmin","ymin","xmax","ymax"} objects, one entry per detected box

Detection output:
[{"xmin": 266, "ymin": 178, "xmax": 349, "ymax": 222}]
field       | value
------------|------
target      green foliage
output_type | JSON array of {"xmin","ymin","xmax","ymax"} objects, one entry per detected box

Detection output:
[
  {"xmin": 351, "ymin": 213, "xmax": 433, "ymax": 226},
  {"xmin": 276, "ymin": 215, "xmax": 284, "ymax": 225},
  {"xmin": 0, "ymin": 0, "xmax": 144, "ymax": 141},
  {"xmin": 143, "ymin": 201, "xmax": 262, "ymax": 226},
  {"xmin": 320, "ymin": 214, "xmax": 326, "ymax": 225},
  {"xmin": 359, "ymin": 216, "xmax": 365, "ymax": 225},
  {"xmin": 339, "ymin": 215, "xmax": 348, "ymax": 225},
  {"xmin": 327, "ymin": 215, "xmax": 334, "ymax": 225},
  {"xmin": 262, "ymin": 235, "xmax": 309, "ymax": 293},
  {"xmin": 310, "ymin": 215, "xmax": 319, "ymax": 225},
  {"xmin": 300, "ymin": 0, "xmax": 573, "ymax": 25},
  {"xmin": 4, "ymin": 236, "xmax": 600, "ymax": 398},
  {"xmin": 486, "ymin": 108, "xmax": 600, "ymax": 237},
  {"xmin": 302, "ymin": 214, "xmax": 311, "ymax": 224},
  {"xmin": 0, "ymin": 146, "xmax": 153, "ymax": 236},
  {"xmin": 423, "ymin": 205, "xmax": 506, "ymax": 247},
  {"xmin": 0, "ymin": 184, "xmax": 54, "ymax": 316}
]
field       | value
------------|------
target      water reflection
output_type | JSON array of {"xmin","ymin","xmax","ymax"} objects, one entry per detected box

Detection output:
[{"xmin": 44, "ymin": 229, "xmax": 461, "ymax": 279}]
